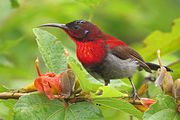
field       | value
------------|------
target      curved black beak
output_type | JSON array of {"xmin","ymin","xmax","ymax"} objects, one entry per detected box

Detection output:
[{"xmin": 39, "ymin": 23, "xmax": 68, "ymax": 30}]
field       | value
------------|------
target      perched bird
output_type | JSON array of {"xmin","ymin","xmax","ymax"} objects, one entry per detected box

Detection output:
[{"xmin": 40, "ymin": 20, "xmax": 171, "ymax": 99}]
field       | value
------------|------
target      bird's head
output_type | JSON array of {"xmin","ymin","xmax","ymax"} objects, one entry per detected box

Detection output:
[{"xmin": 40, "ymin": 20, "xmax": 102, "ymax": 42}]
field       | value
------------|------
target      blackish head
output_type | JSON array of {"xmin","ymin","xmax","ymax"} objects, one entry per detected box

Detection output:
[{"xmin": 40, "ymin": 20, "xmax": 102, "ymax": 41}]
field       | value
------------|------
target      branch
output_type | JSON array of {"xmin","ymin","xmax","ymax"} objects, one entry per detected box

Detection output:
[
  {"xmin": 0, "ymin": 91, "xmax": 146, "ymax": 105},
  {"xmin": 0, "ymin": 92, "xmax": 27, "ymax": 99}
]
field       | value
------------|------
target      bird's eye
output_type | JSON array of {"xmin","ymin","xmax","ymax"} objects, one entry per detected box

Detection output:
[
  {"xmin": 76, "ymin": 20, "xmax": 85, "ymax": 25},
  {"xmin": 80, "ymin": 21, "xmax": 84, "ymax": 24}
]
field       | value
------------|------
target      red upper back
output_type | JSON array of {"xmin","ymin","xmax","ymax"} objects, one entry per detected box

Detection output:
[{"xmin": 104, "ymin": 34, "xmax": 127, "ymax": 49}]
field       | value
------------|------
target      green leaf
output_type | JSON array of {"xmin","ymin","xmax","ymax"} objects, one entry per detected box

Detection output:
[
  {"xmin": 0, "ymin": 99, "xmax": 16, "ymax": 120},
  {"xmin": 64, "ymin": 102, "xmax": 104, "ymax": 120},
  {"xmin": 93, "ymin": 98, "xmax": 143, "ymax": 119},
  {"xmin": 0, "ymin": 84, "xmax": 9, "ymax": 92},
  {"xmin": 68, "ymin": 58, "xmax": 93, "ymax": 92},
  {"xmin": 13, "ymin": 93, "xmax": 104, "ymax": 120},
  {"xmin": 0, "ymin": 83, "xmax": 11, "ymax": 119},
  {"xmin": 148, "ymin": 82, "xmax": 162, "ymax": 98},
  {"xmin": 139, "ymin": 18, "xmax": 180, "ymax": 61},
  {"xmin": 109, "ymin": 80, "xmax": 132, "ymax": 92},
  {"xmin": 143, "ymin": 95, "xmax": 180, "ymax": 120},
  {"xmin": 33, "ymin": 28, "xmax": 67, "ymax": 74},
  {"xmin": 92, "ymin": 86, "xmax": 128, "ymax": 98},
  {"xmin": 170, "ymin": 61, "xmax": 180, "ymax": 79},
  {"xmin": 10, "ymin": 0, "xmax": 19, "ymax": 8},
  {"xmin": 0, "ymin": 55, "xmax": 14, "ymax": 67}
]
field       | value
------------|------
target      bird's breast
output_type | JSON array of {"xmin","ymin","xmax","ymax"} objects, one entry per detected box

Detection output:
[{"xmin": 76, "ymin": 40, "xmax": 107, "ymax": 66}]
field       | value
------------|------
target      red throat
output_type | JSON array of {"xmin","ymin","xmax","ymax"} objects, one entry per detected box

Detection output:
[{"xmin": 75, "ymin": 39, "xmax": 106, "ymax": 66}]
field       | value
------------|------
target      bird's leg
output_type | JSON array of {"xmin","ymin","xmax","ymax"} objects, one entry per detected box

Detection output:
[{"xmin": 128, "ymin": 77, "xmax": 140, "ymax": 101}]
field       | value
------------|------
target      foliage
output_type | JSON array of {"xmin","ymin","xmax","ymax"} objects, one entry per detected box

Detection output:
[
  {"xmin": 0, "ymin": 0, "xmax": 179, "ymax": 85},
  {"xmin": 68, "ymin": 58, "xmax": 93, "ymax": 92},
  {"xmin": 93, "ymin": 98, "xmax": 143, "ymax": 119},
  {"xmin": 139, "ymin": 18, "xmax": 180, "ymax": 62},
  {"xmin": 10, "ymin": 0, "xmax": 19, "ymax": 8},
  {"xmin": 0, "ymin": 85, "xmax": 16, "ymax": 120},
  {"xmin": 33, "ymin": 28, "xmax": 67, "ymax": 74},
  {"xmin": 92, "ymin": 86, "xmax": 127, "ymax": 98},
  {"xmin": 14, "ymin": 93, "xmax": 104, "ymax": 120},
  {"xmin": 143, "ymin": 95, "xmax": 180, "ymax": 120},
  {"xmin": 11, "ymin": 26, "xmax": 180, "ymax": 119},
  {"xmin": 0, "ymin": 0, "xmax": 180, "ymax": 120}
]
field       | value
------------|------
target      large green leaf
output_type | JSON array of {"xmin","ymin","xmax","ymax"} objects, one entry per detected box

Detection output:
[
  {"xmin": 92, "ymin": 86, "xmax": 127, "ymax": 98},
  {"xmin": 68, "ymin": 58, "xmax": 93, "ymax": 92},
  {"xmin": 0, "ymin": 55, "xmax": 14, "ymax": 67},
  {"xmin": 93, "ymin": 98, "xmax": 143, "ymax": 119},
  {"xmin": 0, "ymin": 84, "xmax": 16, "ymax": 120},
  {"xmin": 33, "ymin": 28, "xmax": 67, "ymax": 74},
  {"xmin": 0, "ymin": 99, "xmax": 16, "ymax": 120},
  {"xmin": 143, "ymin": 95, "xmax": 180, "ymax": 120},
  {"xmin": 13, "ymin": 93, "xmax": 104, "ymax": 120},
  {"xmin": 64, "ymin": 102, "xmax": 104, "ymax": 120},
  {"xmin": 147, "ymin": 82, "xmax": 162, "ymax": 98},
  {"xmin": 139, "ymin": 18, "xmax": 180, "ymax": 61}
]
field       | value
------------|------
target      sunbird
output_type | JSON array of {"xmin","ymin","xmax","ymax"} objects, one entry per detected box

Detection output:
[{"xmin": 40, "ymin": 20, "xmax": 171, "ymax": 100}]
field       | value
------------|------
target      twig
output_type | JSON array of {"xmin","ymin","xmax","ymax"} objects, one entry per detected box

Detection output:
[{"xmin": 0, "ymin": 92, "xmax": 27, "ymax": 99}]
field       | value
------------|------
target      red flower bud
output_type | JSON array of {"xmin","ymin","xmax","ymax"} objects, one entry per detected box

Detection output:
[
  {"xmin": 140, "ymin": 98, "xmax": 155, "ymax": 107},
  {"xmin": 133, "ymin": 98, "xmax": 155, "ymax": 112}
]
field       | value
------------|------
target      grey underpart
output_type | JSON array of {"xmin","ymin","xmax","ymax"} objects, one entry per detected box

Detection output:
[{"xmin": 86, "ymin": 53, "xmax": 139, "ymax": 81}]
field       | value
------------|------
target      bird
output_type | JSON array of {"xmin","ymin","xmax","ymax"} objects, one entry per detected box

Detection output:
[{"xmin": 39, "ymin": 20, "xmax": 172, "ymax": 100}]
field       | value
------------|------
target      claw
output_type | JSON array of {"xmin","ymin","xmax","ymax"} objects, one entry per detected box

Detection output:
[{"xmin": 131, "ymin": 90, "xmax": 140, "ymax": 101}]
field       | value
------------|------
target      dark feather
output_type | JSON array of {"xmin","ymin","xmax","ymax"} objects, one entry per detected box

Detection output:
[
  {"xmin": 146, "ymin": 62, "xmax": 173, "ymax": 72},
  {"xmin": 111, "ymin": 46, "xmax": 152, "ymax": 73}
]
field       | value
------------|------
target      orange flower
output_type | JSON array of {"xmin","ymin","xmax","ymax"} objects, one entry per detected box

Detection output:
[{"xmin": 34, "ymin": 58, "xmax": 62, "ymax": 100}]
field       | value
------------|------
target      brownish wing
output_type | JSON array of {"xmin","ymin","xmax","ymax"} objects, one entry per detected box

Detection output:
[{"xmin": 111, "ymin": 46, "xmax": 152, "ymax": 73}]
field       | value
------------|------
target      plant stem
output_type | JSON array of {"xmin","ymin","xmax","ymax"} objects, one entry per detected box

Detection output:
[{"xmin": 0, "ymin": 92, "xmax": 27, "ymax": 99}]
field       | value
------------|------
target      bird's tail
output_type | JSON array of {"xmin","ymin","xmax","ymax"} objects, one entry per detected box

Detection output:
[{"xmin": 146, "ymin": 62, "xmax": 172, "ymax": 72}]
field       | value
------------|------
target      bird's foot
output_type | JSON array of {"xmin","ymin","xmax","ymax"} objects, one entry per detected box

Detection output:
[
  {"xmin": 130, "ymin": 91, "xmax": 140, "ymax": 102},
  {"xmin": 128, "ymin": 77, "xmax": 140, "ymax": 102}
]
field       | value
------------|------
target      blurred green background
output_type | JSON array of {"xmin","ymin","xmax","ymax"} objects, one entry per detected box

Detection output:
[{"xmin": 0, "ymin": 0, "xmax": 180, "ymax": 119}]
